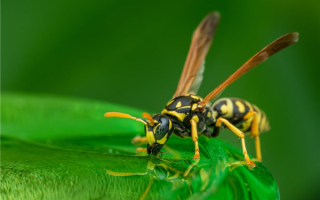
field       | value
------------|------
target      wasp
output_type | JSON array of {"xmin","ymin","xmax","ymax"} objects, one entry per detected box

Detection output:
[{"xmin": 104, "ymin": 12, "xmax": 299, "ymax": 167}]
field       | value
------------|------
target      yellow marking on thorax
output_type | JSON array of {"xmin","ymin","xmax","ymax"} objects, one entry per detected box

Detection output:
[
  {"xmin": 162, "ymin": 109, "xmax": 186, "ymax": 122},
  {"xmin": 176, "ymin": 101, "xmax": 182, "ymax": 108},
  {"xmin": 190, "ymin": 95, "xmax": 203, "ymax": 101},
  {"xmin": 192, "ymin": 104, "xmax": 197, "ymax": 111},
  {"xmin": 185, "ymin": 94, "xmax": 203, "ymax": 101},
  {"xmin": 235, "ymin": 101, "xmax": 245, "ymax": 113},
  {"xmin": 207, "ymin": 111, "xmax": 211, "ymax": 118},
  {"xmin": 166, "ymin": 99, "xmax": 174, "ymax": 106},
  {"xmin": 157, "ymin": 133, "xmax": 168, "ymax": 145}
]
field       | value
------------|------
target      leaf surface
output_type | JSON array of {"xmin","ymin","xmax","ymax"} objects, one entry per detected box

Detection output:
[{"xmin": 1, "ymin": 93, "xmax": 279, "ymax": 200}]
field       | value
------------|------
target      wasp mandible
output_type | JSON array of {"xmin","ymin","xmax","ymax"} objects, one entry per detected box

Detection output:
[{"xmin": 104, "ymin": 12, "xmax": 299, "ymax": 167}]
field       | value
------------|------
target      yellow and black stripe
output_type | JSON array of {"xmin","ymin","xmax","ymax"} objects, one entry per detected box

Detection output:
[{"xmin": 212, "ymin": 98, "xmax": 270, "ymax": 134}]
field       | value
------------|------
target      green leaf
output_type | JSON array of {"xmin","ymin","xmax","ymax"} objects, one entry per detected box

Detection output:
[
  {"xmin": 1, "ymin": 93, "xmax": 279, "ymax": 200},
  {"xmin": 1, "ymin": 92, "xmax": 144, "ymax": 140}
]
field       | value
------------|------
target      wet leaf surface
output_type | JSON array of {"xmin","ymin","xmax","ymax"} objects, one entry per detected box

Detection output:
[{"xmin": 1, "ymin": 93, "xmax": 279, "ymax": 199}]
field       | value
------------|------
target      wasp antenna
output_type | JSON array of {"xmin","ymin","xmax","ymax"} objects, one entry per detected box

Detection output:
[
  {"xmin": 142, "ymin": 112, "xmax": 153, "ymax": 120},
  {"xmin": 104, "ymin": 112, "xmax": 147, "ymax": 125},
  {"xmin": 142, "ymin": 112, "xmax": 154, "ymax": 126}
]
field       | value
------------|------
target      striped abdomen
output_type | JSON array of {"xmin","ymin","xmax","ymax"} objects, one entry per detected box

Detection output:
[{"xmin": 212, "ymin": 98, "xmax": 270, "ymax": 134}]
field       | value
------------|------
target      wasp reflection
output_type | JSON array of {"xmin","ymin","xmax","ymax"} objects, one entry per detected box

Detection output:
[{"xmin": 106, "ymin": 157, "xmax": 211, "ymax": 200}]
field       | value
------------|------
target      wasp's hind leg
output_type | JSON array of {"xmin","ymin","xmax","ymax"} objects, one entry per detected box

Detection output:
[
  {"xmin": 243, "ymin": 111, "xmax": 262, "ymax": 161},
  {"xmin": 215, "ymin": 117, "xmax": 256, "ymax": 168},
  {"xmin": 190, "ymin": 118, "xmax": 200, "ymax": 160}
]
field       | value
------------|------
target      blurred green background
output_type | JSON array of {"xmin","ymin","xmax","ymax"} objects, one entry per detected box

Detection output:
[{"xmin": 2, "ymin": 0, "xmax": 320, "ymax": 199}]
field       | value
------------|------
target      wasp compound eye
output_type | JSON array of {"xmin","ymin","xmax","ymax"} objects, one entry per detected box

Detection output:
[{"xmin": 154, "ymin": 116, "xmax": 170, "ymax": 140}]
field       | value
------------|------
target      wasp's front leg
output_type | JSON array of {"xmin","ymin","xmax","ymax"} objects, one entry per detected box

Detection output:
[
  {"xmin": 190, "ymin": 118, "xmax": 200, "ymax": 160},
  {"xmin": 132, "ymin": 136, "xmax": 148, "ymax": 153},
  {"xmin": 132, "ymin": 136, "xmax": 148, "ymax": 145},
  {"xmin": 136, "ymin": 147, "xmax": 148, "ymax": 153}
]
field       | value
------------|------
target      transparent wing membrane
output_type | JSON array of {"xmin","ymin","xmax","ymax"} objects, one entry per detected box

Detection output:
[
  {"xmin": 200, "ymin": 32, "xmax": 299, "ymax": 107},
  {"xmin": 173, "ymin": 12, "xmax": 220, "ymax": 97}
]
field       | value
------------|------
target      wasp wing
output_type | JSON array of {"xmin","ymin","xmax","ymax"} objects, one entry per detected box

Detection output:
[
  {"xmin": 173, "ymin": 12, "xmax": 220, "ymax": 98},
  {"xmin": 187, "ymin": 61, "xmax": 205, "ymax": 95},
  {"xmin": 199, "ymin": 32, "xmax": 299, "ymax": 107}
]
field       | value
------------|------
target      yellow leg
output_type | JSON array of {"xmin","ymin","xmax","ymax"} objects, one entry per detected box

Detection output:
[
  {"xmin": 254, "ymin": 136, "xmax": 262, "ymax": 161},
  {"xmin": 190, "ymin": 119, "xmax": 200, "ymax": 159},
  {"xmin": 132, "ymin": 136, "xmax": 148, "ymax": 145},
  {"xmin": 216, "ymin": 117, "xmax": 256, "ymax": 168},
  {"xmin": 136, "ymin": 148, "xmax": 148, "ymax": 153},
  {"xmin": 243, "ymin": 111, "xmax": 262, "ymax": 161}
]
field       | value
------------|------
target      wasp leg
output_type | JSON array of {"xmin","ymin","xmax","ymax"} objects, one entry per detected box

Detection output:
[
  {"xmin": 136, "ymin": 147, "xmax": 148, "ymax": 153},
  {"xmin": 132, "ymin": 136, "xmax": 148, "ymax": 145},
  {"xmin": 132, "ymin": 137, "xmax": 148, "ymax": 154},
  {"xmin": 216, "ymin": 117, "xmax": 256, "ymax": 168},
  {"xmin": 190, "ymin": 119, "xmax": 200, "ymax": 159},
  {"xmin": 243, "ymin": 111, "xmax": 262, "ymax": 161}
]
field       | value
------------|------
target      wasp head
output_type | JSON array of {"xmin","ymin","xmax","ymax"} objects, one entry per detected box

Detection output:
[
  {"xmin": 143, "ymin": 113, "xmax": 173, "ymax": 156},
  {"xmin": 104, "ymin": 112, "xmax": 173, "ymax": 156}
]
